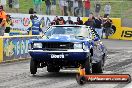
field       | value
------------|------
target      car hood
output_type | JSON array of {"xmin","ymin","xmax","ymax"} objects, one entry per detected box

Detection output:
[{"xmin": 31, "ymin": 34, "xmax": 91, "ymax": 43}]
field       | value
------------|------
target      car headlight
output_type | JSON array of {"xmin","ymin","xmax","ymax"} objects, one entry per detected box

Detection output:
[
  {"xmin": 83, "ymin": 43, "xmax": 88, "ymax": 50},
  {"xmin": 74, "ymin": 43, "xmax": 82, "ymax": 49},
  {"xmin": 33, "ymin": 43, "xmax": 42, "ymax": 48},
  {"xmin": 28, "ymin": 44, "xmax": 32, "ymax": 50}
]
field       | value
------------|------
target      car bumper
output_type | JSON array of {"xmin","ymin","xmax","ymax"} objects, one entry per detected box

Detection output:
[{"xmin": 28, "ymin": 49, "xmax": 90, "ymax": 61}]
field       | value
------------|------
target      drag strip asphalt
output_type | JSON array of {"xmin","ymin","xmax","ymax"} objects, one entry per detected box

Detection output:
[{"xmin": 0, "ymin": 39, "xmax": 132, "ymax": 88}]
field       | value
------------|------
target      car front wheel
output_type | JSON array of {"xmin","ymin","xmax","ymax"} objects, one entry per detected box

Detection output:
[
  {"xmin": 84, "ymin": 56, "xmax": 92, "ymax": 74},
  {"xmin": 92, "ymin": 60, "xmax": 104, "ymax": 73},
  {"xmin": 30, "ymin": 59, "xmax": 37, "ymax": 75}
]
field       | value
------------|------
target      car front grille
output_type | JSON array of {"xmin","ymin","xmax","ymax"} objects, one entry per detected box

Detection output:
[{"xmin": 42, "ymin": 42, "xmax": 74, "ymax": 50}]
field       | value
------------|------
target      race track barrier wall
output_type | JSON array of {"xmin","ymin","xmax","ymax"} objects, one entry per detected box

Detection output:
[
  {"xmin": 0, "ymin": 35, "xmax": 40, "ymax": 63},
  {"xmin": 120, "ymin": 27, "xmax": 132, "ymax": 40},
  {"xmin": 82, "ymin": 17, "xmax": 132, "ymax": 40}
]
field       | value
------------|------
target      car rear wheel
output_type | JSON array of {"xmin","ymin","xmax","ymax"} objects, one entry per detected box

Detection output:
[
  {"xmin": 92, "ymin": 60, "xmax": 104, "ymax": 73},
  {"xmin": 30, "ymin": 59, "xmax": 37, "ymax": 75},
  {"xmin": 47, "ymin": 65, "xmax": 60, "ymax": 72},
  {"xmin": 84, "ymin": 56, "xmax": 92, "ymax": 74}
]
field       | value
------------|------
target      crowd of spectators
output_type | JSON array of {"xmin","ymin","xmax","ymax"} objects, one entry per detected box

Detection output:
[
  {"xmin": 0, "ymin": 0, "xmax": 112, "ymax": 18},
  {"xmin": 49, "ymin": 13, "xmax": 114, "ymax": 39},
  {"xmin": 0, "ymin": 0, "xmax": 113, "ymax": 38},
  {"xmin": 0, "ymin": 0, "xmax": 19, "ymax": 13}
]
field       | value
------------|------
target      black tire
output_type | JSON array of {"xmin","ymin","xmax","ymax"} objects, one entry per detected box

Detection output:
[
  {"xmin": 84, "ymin": 56, "xmax": 92, "ymax": 74},
  {"xmin": 92, "ymin": 60, "xmax": 104, "ymax": 73},
  {"xmin": 47, "ymin": 66, "xmax": 60, "ymax": 72},
  {"xmin": 30, "ymin": 59, "xmax": 37, "ymax": 74}
]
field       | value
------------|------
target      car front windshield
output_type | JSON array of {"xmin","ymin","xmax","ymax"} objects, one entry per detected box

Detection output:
[{"xmin": 45, "ymin": 26, "xmax": 81, "ymax": 36}]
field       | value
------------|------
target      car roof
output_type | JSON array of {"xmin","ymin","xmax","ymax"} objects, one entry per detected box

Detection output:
[{"xmin": 51, "ymin": 25, "xmax": 88, "ymax": 27}]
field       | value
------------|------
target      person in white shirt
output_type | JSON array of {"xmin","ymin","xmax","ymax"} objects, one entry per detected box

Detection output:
[
  {"xmin": 104, "ymin": 2, "xmax": 111, "ymax": 18},
  {"xmin": 1, "ymin": 0, "xmax": 6, "ymax": 11},
  {"xmin": 59, "ymin": 0, "xmax": 64, "ymax": 16},
  {"xmin": 13, "ymin": 0, "xmax": 19, "ymax": 13},
  {"xmin": 73, "ymin": 0, "xmax": 78, "ymax": 16},
  {"xmin": 64, "ymin": 0, "xmax": 68, "ymax": 16}
]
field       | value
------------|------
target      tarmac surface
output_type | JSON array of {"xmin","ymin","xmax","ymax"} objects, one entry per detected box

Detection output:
[{"xmin": 0, "ymin": 39, "xmax": 132, "ymax": 88}]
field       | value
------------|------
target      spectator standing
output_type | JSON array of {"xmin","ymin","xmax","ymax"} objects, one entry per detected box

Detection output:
[
  {"xmin": 66, "ymin": 16, "xmax": 73, "ymax": 24},
  {"xmin": 73, "ymin": 0, "xmax": 78, "ymax": 17},
  {"xmin": 94, "ymin": 15, "xmax": 103, "ymax": 38},
  {"xmin": 59, "ymin": 17, "xmax": 65, "ymax": 25},
  {"xmin": 12, "ymin": 0, "xmax": 19, "ymax": 13},
  {"xmin": 103, "ymin": 16, "xmax": 112, "ymax": 39},
  {"xmin": 94, "ymin": 0, "xmax": 101, "ymax": 17},
  {"xmin": 28, "ymin": 15, "xmax": 42, "ymax": 35},
  {"xmin": 75, "ymin": 17, "xmax": 83, "ymax": 25},
  {"xmin": 59, "ymin": 0, "xmax": 64, "ymax": 16},
  {"xmin": 5, "ymin": 14, "xmax": 13, "ymax": 36},
  {"xmin": 84, "ymin": 13, "xmax": 95, "ymax": 28},
  {"xmin": 64, "ymin": 0, "xmax": 68, "ymax": 16},
  {"xmin": 67, "ymin": 0, "xmax": 74, "ymax": 16},
  {"xmin": 1, "ymin": 0, "xmax": 6, "ymax": 11},
  {"xmin": 84, "ymin": 0, "xmax": 91, "ymax": 17},
  {"xmin": 78, "ymin": 0, "xmax": 83, "ymax": 17},
  {"xmin": 33, "ymin": 0, "xmax": 42, "ymax": 14},
  {"xmin": 8, "ymin": 0, "xmax": 13, "ymax": 12},
  {"xmin": 29, "ymin": 8, "xmax": 36, "ymax": 14},
  {"xmin": 0, "ymin": 5, "xmax": 7, "ymax": 36},
  {"xmin": 51, "ymin": 16, "xmax": 59, "ymax": 25},
  {"xmin": 45, "ymin": 0, "xmax": 51, "ymax": 15},
  {"xmin": 51, "ymin": 0, "xmax": 56, "ymax": 15},
  {"xmin": 104, "ymin": 2, "xmax": 111, "ymax": 18}
]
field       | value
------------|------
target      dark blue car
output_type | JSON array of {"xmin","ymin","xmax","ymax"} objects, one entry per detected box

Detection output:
[{"xmin": 28, "ymin": 25, "xmax": 107, "ymax": 75}]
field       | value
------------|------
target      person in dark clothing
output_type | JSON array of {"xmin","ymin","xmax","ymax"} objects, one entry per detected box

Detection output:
[
  {"xmin": 8, "ymin": 0, "xmax": 13, "ymax": 8},
  {"xmin": 94, "ymin": 0, "xmax": 101, "ymax": 16},
  {"xmin": 66, "ymin": 16, "xmax": 73, "ymax": 24},
  {"xmin": 75, "ymin": 17, "xmax": 83, "ymax": 25},
  {"xmin": 51, "ymin": 16, "xmax": 59, "ymax": 25},
  {"xmin": 45, "ymin": 0, "xmax": 51, "ymax": 15},
  {"xmin": 5, "ymin": 14, "xmax": 13, "ymax": 35},
  {"xmin": 84, "ymin": 13, "xmax": 95, "ymax": 29},
  {"xmin": 103, "ymin": 16, "xmax": 112, "ymax": 39},
  {"xmin": 67, "ymin": 0, "xmax": 73, "ymax": 16},
  {"xmin": 78, "ymin": 0, "xmax": 83, "ymax": 17},
  {"xmin": 59, "ymin": 17, "xmax": 66, "ymax": 25},
  {"xmin": 29, "ymin": 8, "xmax": 36, "ymax": 14},
  {"xmin": 94, "ymin": 15, "xmax": 103, "ymax": 38}
]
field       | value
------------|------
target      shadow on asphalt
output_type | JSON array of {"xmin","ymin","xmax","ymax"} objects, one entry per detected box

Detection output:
[{"xmin": 32, "ymin": 71, "xmax": 77, "ymax": 78}]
